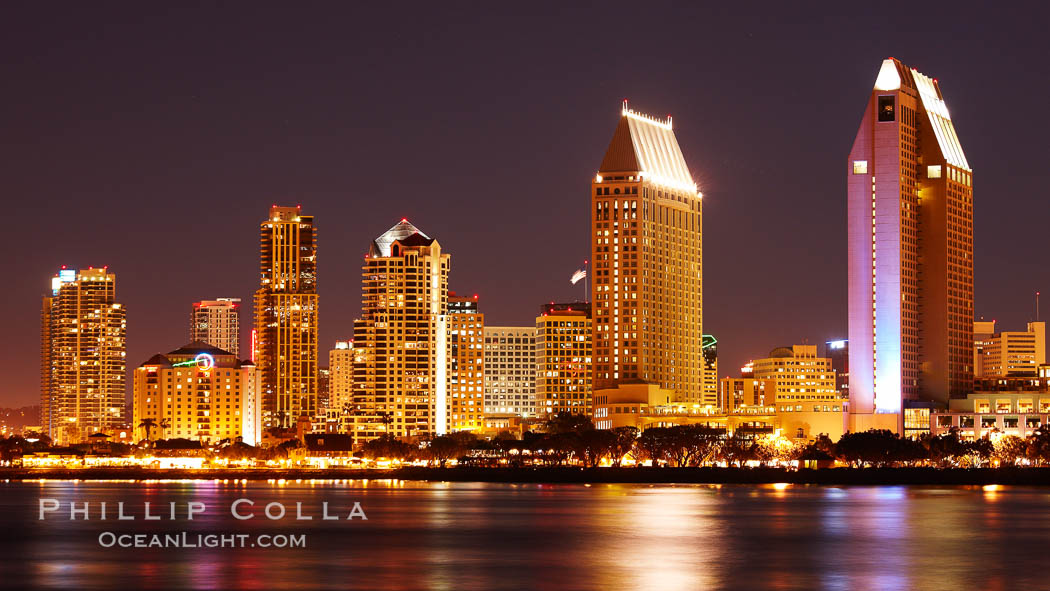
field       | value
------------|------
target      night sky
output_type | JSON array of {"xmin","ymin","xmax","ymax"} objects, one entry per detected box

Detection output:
[{"xmin": 2, "ymin": 2, "xmax": 1047, "ymax": 407}]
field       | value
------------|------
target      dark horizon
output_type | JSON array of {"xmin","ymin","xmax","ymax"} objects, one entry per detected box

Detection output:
[{"xmin": 3, "ymin": 2, "xmax": 1047, "ymax": 407}]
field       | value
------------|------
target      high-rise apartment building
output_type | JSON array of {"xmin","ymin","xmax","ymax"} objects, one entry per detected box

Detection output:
[
  {"xmin": 536, "ymin": 302, "xmax": 592, "ymax": 416},
  {"xmin": 848, "ymin": 58, "xmax": 974, "ymax": 430},
  {"xmin": 329, "ymin": 341, "xmax": 353, "ymax": 413},
  {"xmin": 191, "ymin": 298, "xmax": 241, "ymax": 357},
  {"xmin": 977, "ymin": 321, "xmax": 1046, "ymax": 378},
  {"xmin": 350, "ymin": 220, "xmax": 450, "ymax": 442},
  {"xmin": 447, "ymin": 293, "xmax": 484, "ymax": 432},
  {"xmin": 483, "ymin": 326, "xmax": 537, "ymax": 417},
  {"xmin": 132, "ymin": 342, "xmax": 262, "ymax": 445},
  {"xmin": 41, "ymin": 267, "xmax": 127, "ymax": 445},
  {"xmin": 591, "ymin": 102, "xmax": 703, "ymax": 403},
  {"xmin": 254, "ymin": 205, "xmax": 319, "ymax": 428}
]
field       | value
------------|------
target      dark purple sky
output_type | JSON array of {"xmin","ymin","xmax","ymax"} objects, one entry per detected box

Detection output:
[{"xmin": 2, "ymin": 3, "xmax": 1047, "ymax": 407}]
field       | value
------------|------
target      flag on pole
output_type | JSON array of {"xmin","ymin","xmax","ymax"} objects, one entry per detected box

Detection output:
[{"xmin": 570, "ymin": 269, "xmax": 587, "ymax": 285}]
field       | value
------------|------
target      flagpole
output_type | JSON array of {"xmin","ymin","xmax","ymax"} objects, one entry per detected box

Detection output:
[{"xmin": 584, "ymin": 259, "xmax": 589, "ymax": 303}]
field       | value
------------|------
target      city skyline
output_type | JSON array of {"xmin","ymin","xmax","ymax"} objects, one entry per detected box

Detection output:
[{"xmin": 3, "ymin": 4, "xmax": 1048, "ymax": 407}]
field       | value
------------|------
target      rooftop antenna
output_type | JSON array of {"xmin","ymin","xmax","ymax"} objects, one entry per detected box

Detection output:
[{"xmin": 1038, "ymin": 291, "xmax": 1041, "ymax": 322}]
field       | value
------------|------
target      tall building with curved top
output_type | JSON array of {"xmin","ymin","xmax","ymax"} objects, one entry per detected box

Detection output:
[
  {"xmin": 591, "ymin": 102, "xmax": 703, "ymax": 404},
  {"xmin": 847, "ymin": 58, "xmax": 974, "ymax": 431},
  {"xmin": 254, "ymin": 205, "xmax": 318, "ymax": 428},
  {"xmin": 350, "ymin": 219, "xmax": 450, "ymax": 442}
]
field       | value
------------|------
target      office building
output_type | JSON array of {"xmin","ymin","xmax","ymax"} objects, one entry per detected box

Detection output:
[
  {"xmin": 132, "ymin": 342, "xmax": 261, "ymax": 445},
  {"xmin": 536, "ymin": 302, "xmax": 592, "ymax": 416},
  {"xmin": 848, "ymin": 58, "xmax": 974, "ymax": 431},
  {"xmin": 191, "ymin": 298, "xmax": 241, "ymax": 358},
  {"xmin": 591, "ymin": 102, "xmax": 703, "ymax": 402},
  {"xmin": 40, "ymin": 267, "xmax": 126, "ymax": 445},
  {"xmin": 483, "ymin": 327, "xmax": 537, "ymax": 417},
  {"xmin": 254, "ymin": 205, "xmax": 319, "ymax": 428},
  {"xmin": 826, "ymin": 339, "xmax": 849, "ymax": 399},
  {"xmin": 702, "ymin": 334, "xmax": 718, "ymax": 407},
  {"xmin": 752, "ymin": 345, "xmax": 839, "ymax": 403},
  {"xmin": 976, "ymin": 321, "xmax": 1046, "ymax": 378}
]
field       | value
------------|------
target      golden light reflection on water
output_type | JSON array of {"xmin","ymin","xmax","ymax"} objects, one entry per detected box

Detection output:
[{"xmin": 5, "ymin": 481, "xmax": 1050, "ymax": 590}]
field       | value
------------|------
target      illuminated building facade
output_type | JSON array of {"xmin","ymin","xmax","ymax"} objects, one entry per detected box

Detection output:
[
  {"xmin": 826, "ymin": 339, "xmax": 849, "ymax": 399},
  {"xmin": 702, "ymin": 334, "xmax": 718, "ymax": 407},
  {"xmin": 752, "ymin": 345, "xmax": 840, "ymax": 404},
  {"xmin": 350, "ymin": 220, "xmax": 449, "ymax": 442},
  {"xmin": 40, "ymin": 267, "xmax": 126, "ymax": 445},
  {"xmin": 447, "ymin": 293, "xmax": 484, "ymax": 432},
  {"xmin": 191, "ymin": 298, "xmax": 241, "ymax": 358},
  {"xmin": 536, "ymin": 302, "xmax": 592, "ymax": 416},
  {"xmin": 132, "ymin": 342, "xmax": 261, "ymax": 445},
  {"xmin": 719, "ymin": 378, "xmax": 776, "ymax": 412},
  {"xmin": 329, "ymin": 341, "xmax": 353, "ymax": 413},
  {"xmin": 483, "ymin": 326, "xmax": 537, "ymax": 417},
  {"xmin": 977, "ymin": 321, "xmax": 1045, "ymax": 378},
  {"xmin": 591, "ymin": 102, "xmax": 703, "ymax": 403},
  {"xmin": 254, "ymin": 205, "xmax": 318, "ymax": 428},
  {"xmin": 848, "ymin": 58, "xmax": 974, "ymax": 430}
]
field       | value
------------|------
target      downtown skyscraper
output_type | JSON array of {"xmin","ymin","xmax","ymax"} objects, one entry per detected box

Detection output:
[
  {"xmin": 591, "ymin": 103, "xmax": 704, "ymax": 403},
  {"xmin": 254, "ymin": 205, "xmax": 319, "ymax": 427},
  {"xmin": 40, "ymin": 267, "xmax": 126, "ymax": 444},
  {"xmin": 847, "ymin": 58, "xmax": 974, "ymax": 430},
  {"xmin": 350, "ymin": 220, "xmax": 450, "ymax": 441}
]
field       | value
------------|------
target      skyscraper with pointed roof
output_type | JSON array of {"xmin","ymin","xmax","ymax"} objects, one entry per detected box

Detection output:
[
  {"xmin": 591, "ymin": 102, "xmax": 704, "ymax": 404},
  {"xmin": 349, "ymin": 219, "xmax": 451, "ymax": 441},
  {"xmin": 847, "ymin": 58, "xmax": 974, "ymax": 433}
]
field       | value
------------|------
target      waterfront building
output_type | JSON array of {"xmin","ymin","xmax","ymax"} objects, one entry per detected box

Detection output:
[
  {"xmin": 848, "ymin": 58, "xmax": 974, "ymax": 432},
  {"xmin": 536, "ymin": 302, "xmax": 592, "ymax": 416},
  {"xmin": 591, "ymin": 102, "xmax": 703, "ymax": 403},
  {"xmin": 350, "ymin": 220, "xmax": 449, "ymax": 442},
  {"xmin": 254, "ymin": 205, "xmax": 319, "ymax": 428},
  {"xmin": 132, "ymin": 342, "xmax": 261, "ymax": 445},
  {"xmin": 190, "ymin": 298, "xmax": 241, "ymax": 357},
  {"xmin": 447, "ymin": 292, "xmax": 484, "ymax": 432},
  {"xmin": 40, "ymin": 267, "xmax": 126, "ymax": 445},
  {"xmin": 483, "ymin": 326, "xmax": 537, "ymax": 417}
]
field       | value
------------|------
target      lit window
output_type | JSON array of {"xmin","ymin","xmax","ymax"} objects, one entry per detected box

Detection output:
[
  {"xmin": 927, "ymin": 165, "xmax": 942, "ymax": 178},
  {"xmin": 853, "ymin": 160, "xmax": 868, "ymax": 174}
]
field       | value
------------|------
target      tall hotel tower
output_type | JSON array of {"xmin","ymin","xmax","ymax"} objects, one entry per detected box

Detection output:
[
  {"xmin": 41, "ymin": 267, "xmax": 127, "ymax": 444},
  {"xmin": 351, "ymin": 220, "xmax": 450, "ymax": 442},
  {"xmin": 847, "ymin": 58, "xmax": 974, "ymax": 431},
  {"xmin": 254, "ymin": 205, "xmax": 319, "ymax": 427},
  {"xmin": 591, "ymin": 102, "xmax": 703, "ymax": 403}
]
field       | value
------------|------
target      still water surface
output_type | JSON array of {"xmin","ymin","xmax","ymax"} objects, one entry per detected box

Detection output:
[{"xmin": 0, "ymin": 480, "xmax": 1046, "ymax": 590}]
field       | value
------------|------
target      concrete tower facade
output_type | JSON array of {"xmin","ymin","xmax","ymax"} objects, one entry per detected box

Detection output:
[{"xmin": 847, "ymin": 58, "xmax": 974, "ymax": 431}]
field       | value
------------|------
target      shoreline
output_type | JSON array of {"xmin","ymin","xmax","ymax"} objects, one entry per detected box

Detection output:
[{"xmin": 4, "ymin": 466, "xmax": 1050, "ymax": 485}]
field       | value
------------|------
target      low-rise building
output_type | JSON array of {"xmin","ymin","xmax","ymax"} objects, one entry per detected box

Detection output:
[
  {"xmin": 930, "ymin": 391, "xmax": 1050, "ymax": 440},
  {"xmin": 132, "ymin": 342, "xmax": 262, "ymax": 445}
]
